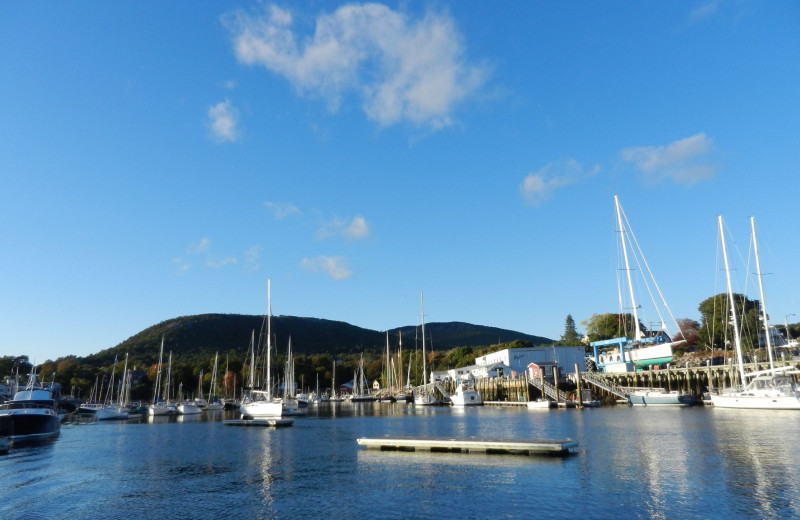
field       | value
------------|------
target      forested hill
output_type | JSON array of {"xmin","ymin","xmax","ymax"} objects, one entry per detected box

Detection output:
[{"xmin": 86, "ymin": 313, "xmax": 553, "ymax": 367}]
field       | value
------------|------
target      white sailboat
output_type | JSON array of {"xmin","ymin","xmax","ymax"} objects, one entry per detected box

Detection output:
[
  {"xmin": 709, "ymin": 216, "xmax": 800, "ymax": 409},
  {"xmin": 415, "ymin": 290, "xmax": 439, "ymax": 405},
  {"xmin": 280, "ymin": 337, "xmax": 304, "ymax": 415},
  {"xmin": 177, "ymin": 382, "xmax": 202, "ymax": 415},
  {"xmin": 590, "ymin": 195, "xmax": 686, "ymax": 373},
  {"xmin": 349, "ymin": 354, "xmax": 376, "ymax": 402},
  {"xmin": 206, "ymin": 352, "xmax": 224, "ymax": 411},
  {"xmin": 149, "ymin": 337, "xmax": 176, "ymax": 416},
  {"xmin": 329, "ymin": 359, "xmax": 343, "ymax": 402},
  {"xmin": 240, "ymin": 279, "xmax": 284, "ymax": 419},
  {"xmin": 80, "ymin": 355, "xmax": 130, "ymax": 420}
]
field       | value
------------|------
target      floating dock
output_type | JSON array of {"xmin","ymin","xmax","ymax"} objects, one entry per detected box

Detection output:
[
  {"xmin": 356, "ymin": 436, "xmax": 577, "ymax": 456},
  {"xmin": 223, "ymin": 418, "xmax": 294, "ymax": 428}
]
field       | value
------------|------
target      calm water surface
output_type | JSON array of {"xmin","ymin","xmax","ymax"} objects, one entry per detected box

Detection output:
[{"xmin": 2, "ymin": 404, "xmax": 799, "ymax": 519}]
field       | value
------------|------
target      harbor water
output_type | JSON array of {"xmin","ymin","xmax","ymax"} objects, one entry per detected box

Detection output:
[{"xmin": 2, "ymin": 403, "xmax": 799, "ymax": 519}]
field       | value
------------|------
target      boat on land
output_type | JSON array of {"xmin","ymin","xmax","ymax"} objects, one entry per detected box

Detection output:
[
  {"xmin": 626, "ymin": 388, "xmax": 694, "ymax": 406},
  {"xmin": 709, "ymin": 217, "xmax": 800, "ymax": 410},
  {"xmin": 450, "ymin": 378, "xmax": 483, "ymax": 406},
  {"xmin": 590, "ymin": 196, "xmax": 686, "ymax": 373},
  {"xmin": 240, "ymin": 279, "xmax": 284, "ymax": 419},
  {"xmin": 0, "ymin": 370, "xmax": 61, "ymax": 444}
]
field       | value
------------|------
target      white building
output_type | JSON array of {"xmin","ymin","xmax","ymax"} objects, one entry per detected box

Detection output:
[
  {"xmin": 474, "ymin": 346, "xmax": 586, "ymax": 378},
  {"xmin": 431, "ymin": 346, "xmax": 586, "ymax": 382}
]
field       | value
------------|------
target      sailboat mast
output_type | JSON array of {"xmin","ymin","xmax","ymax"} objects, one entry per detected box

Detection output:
[
  {"xmin": 719, "ymin": 216, "xmax": 747, "ymax": 384},
  {"xmin": 249, "ymin": 330, "xmax": 256, "ymax": 389},
  {"xmin": 121, "ymin": 353, "xmax": 129, "ymax": 407},
  {"xmin": 266, "ymin": 278, "xmax": 272, "ymax": 400},
  {"xmin": 421, "ymin": 290, "xmax": 427, "ymax": 387},
  {"xmin": 615, "ymin": 195, "xmax": 641, "ymax": 341},
  {"xmin": 751, "ymin": 217, "xmax": 775, "ymax": 370},
  {"xmin": 398, "ymin": 331, "xmax": 403, "ymax": 393}
]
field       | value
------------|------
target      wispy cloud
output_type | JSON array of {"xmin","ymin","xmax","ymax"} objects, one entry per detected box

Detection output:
[
  {"xmin": 619, "ymin": 133, "xmax": 718, "ymax": 185},
  {"xmin": 688, "ymin": 1, "xmax": 721, "ymax": 24},
  {"xmin": 301, "ymin": 255, "xmax": 352, "ymax": 280},
  {"xmin": 264, "ymin": 201, "xmax": 301, "ymax": 219},
  {"xmin": 207, "ymin": 256, "xmax": 238, "ymax": 269},
  {"xmin": 207, "ymin": 99, "xmax": 240, "ymax": 142},
  {"xmin": 223, "ymin": 4, "xmax": 487, "ymax": 129},
  {"xmin": 244, "ymin": 246, "xmax": 261, "ymax": 272},
  {"xmin": 190, "ymin": 237, "xmax": 211, "ymax": 254},
  {"xmin": 318, "ymin": 215, "xmax": 371, "ymax": 240},
  {"xmin": 173, "ymin": 258, "xmax": 191, "ymax": 276},
  {"xmin": 520, "ymin": 158, "xmax": 598, "ymax": 206}
]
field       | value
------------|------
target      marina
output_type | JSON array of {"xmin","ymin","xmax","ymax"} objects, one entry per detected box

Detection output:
[{"xmin": 3, "ymin": 403, "xmax": 800, "ymax": 519}]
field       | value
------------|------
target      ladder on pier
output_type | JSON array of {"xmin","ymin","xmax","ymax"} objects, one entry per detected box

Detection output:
[
  {"xmin": 580, "ymin": 372, "xmax": 629, "ymax": 400},
  {"xmin": 528, "ymin": 374, "xmax": 564, "ymax": 403}
]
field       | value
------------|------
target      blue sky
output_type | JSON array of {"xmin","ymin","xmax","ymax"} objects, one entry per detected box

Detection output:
[{"xmin": 2, "ymin": 1, "xmax": 799, "ymax": 363}]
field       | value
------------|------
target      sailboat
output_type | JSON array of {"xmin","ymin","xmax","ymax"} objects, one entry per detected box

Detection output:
[
  {"xmin": 414, "ymin": 290, "xmax": 440, "ymax": 405},
  {"xmin": 709, "ymin": 216, "xmax": 800, "ymax": 409},
  {"xmin": 280, "ymin": 337, "xmax": 304, "ymax": 415},
  {"xmin": 329, "ymin": 359, "xmax": 343, "ymax": 402},
  {"xmin": 379, "ymin": 332, "xmax": 396, "ymax": 402},
  {"xmin": 590, "ymin": 196, "xmax": 686, "ymax": 373},
  {"xmin": 395, "ymin": 331, "xmax": 410, "ymax": 403},
  {"xmin": 205, "ymin": 353, "xmax": 224, "ymax": 411},
  {"xmin": 177, "ymin": 382, "xmax": 202, "ymax": 415},
  {"xmin": 79, "ymin": 355, "xmax": 131, "ymax": 420},
  {"xmin": 149, "ymin": 337, "xmax": 176, "ymax": 416},
  {"xmin": 239, "ymin": 279, "xmax": 284, "ymax": 419},
  {"xmin": 349, "ymin": 354, "xmax": 376, "ymax": 402}
]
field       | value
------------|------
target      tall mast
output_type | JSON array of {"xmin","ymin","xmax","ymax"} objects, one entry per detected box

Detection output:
[
  {"xmin": 249, "ymin": 330, "xmax": 255, "ymax": 389},
  {"xmin": 751, "ymin": 216, "xmax": 775, "ymax": 370},
  {"xmin": 398, "ymin": 331, "xmax": 403, "ymax": 393},
  {"xmin": 615, "ymin": 195, "xmax": 641, "ymax": 341},
  {"xmin": 421, "ymin": 290, "xmax": 427, "ymax": 387},
  {"xmin": 719, "ymin": 216, "xmax": 746, "ymax": 384},
  {"xmin": 266, "ymin": 278, "xmax": 272, "ymax": 400}
]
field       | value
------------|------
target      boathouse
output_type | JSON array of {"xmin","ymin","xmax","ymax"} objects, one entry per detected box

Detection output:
[{"xmin": 475, "ymin": 346, "xmax": 586, "ymax": 377}]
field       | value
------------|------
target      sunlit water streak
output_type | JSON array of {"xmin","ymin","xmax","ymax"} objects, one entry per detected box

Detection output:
[{"xmin": 2, "ymin": 403, "xmax": 799, "ymax": 519}]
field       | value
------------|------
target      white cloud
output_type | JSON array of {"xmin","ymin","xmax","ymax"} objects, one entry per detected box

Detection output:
[
  {"xmin": 619, "ymin": 133, "xmax": 718, "ymax": 185},
  {"xmin": 520, "ymin": 158, "xmax": 598, "ymax": 206},
  {"xmin": 173, "ymin": 258, "xmax": 190, "ymax": 276},
  {"xmin": 244, "ymin": 246, "xmax": 261, "ymax": 272},
  {"xmin": 189, "ymin": 237, "xmax": 211, "ymax": 254},
  {"xmin": 264, "ymin": 201, "xmax": 301, "ymax": 219},
  {"xmin": 689, "ymin": 1, "xmax": 720, "ymax": 23},
  {"xmin": 223, "ymin": 4, "xmax": 487, "ymax": 129},
  {"xmin": 301, "ymin": 255, "xmax": 352, "ymax": 280},
  {"xmin": 207, "ymin": 99, "xmax": 240, "ymax": 142},
  {"xmin": 318, "ymin": 215, "xmax": 371, "ymax": 240},
  {"xmin": 207, "ymin": 256, "xmax": 238, "ymax": 268}
]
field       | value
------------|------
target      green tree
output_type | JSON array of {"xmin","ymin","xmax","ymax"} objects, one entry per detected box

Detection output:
[
  {"xmin": 582, "ymin": 313, "xmax": 643, "ymax": 343},
  {"xmin": 697, "ymin": 293, "xmax": 762, "ymax": 353},
  {"xmin": 557, "ymin": 314, "xmax": 583, "ymax": 345}
]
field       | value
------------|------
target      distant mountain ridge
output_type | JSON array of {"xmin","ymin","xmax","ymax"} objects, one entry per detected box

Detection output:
[{"xmin": 87, "ymin": 313, "xmax": 553, "ymax": 366}]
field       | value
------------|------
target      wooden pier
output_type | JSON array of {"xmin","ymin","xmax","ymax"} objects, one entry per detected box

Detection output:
[
  {"xmin": 356, "ymin": 436, "xmax": 577, "ymax": 456},
  {"xmin": 223, "ymin": 418, "xmax": 294, "ymax": 428}
]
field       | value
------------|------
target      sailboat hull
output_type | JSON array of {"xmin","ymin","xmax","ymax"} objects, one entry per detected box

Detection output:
[{"xmin": 709, "ymin": 393, "xmax": 800, "ymax": 410}]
